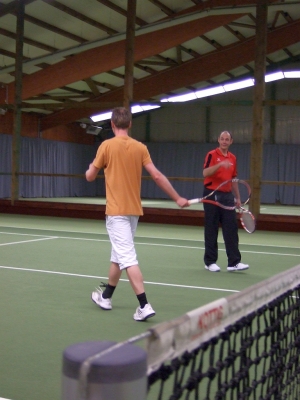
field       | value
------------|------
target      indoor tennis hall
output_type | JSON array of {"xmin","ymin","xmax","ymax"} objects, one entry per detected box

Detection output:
[{"xmin": 1, "ymin": 1, "xmax": 300, "ymax": 399}]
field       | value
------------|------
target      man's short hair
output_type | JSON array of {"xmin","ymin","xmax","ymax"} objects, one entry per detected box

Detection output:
[
  {"xmin": 219, "ymin": 130, "xmax": 232, "ymax": 139},
  {"xmin": 111, "ymin": 107, "xmax": 132, "ymax": 129}
]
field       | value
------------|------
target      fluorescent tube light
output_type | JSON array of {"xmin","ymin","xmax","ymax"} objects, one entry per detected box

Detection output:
[
  {"xmin": 91, "ymin": 112, "xmax": 112, "ymax": 123},
  {"xmin": 89, "ymin": 70, "xmax": 300, "ymax": 121},
  {"xmin": 91, "ymin": 105, "xmax": 160, "ymax": 123},
  {"xmin": 165, "ymin": 92, "xmax": 197, "ymax": 102},
  {"xmin": 223, "ymin": 78, "xmax": 254, "ymax": 92},
  {"xmin": 265, "ymin": 71, "xmax": 284, "ymax": 82},
  {"xmin": 283, "ymin": 71, "xmax": 300, "ymax": 78},
  {"xmin": 140, "ymin": 105, "xmax": 160, "ymax": 111},
  {"xmin": 195, "ymin": 86, "xmax": 225, "ymax": 98}
]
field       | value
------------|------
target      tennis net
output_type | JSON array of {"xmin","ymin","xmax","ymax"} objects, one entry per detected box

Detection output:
[
  {"xmin": 145, "ymin": 264, "xmax": 300, "ymax": 400},
  {"xmin": 73, "ymin": 264, "xmax": 300, "ymax": 400}
]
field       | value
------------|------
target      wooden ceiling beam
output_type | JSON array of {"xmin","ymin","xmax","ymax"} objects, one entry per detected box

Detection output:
[
  {"xmin": 41, "ymin": 0, "xmax": 118, "ymax": 35},
  {"xmin": 96, "ymin": 0, "xmax": 147, "ymax": 26},
  {"xmin": 84, "ymin": 78, "xmax": 101, "ymax": 96},
  {"xmin": 167, "ymin": 0, "xmax": 279, "ymax": 17},
  {"xmin": 135, "ymin": 59, "xmax": 176, "ymax": 66},
  {"xmin": 127, "ymin": 20, "xmax": 300, "ymax": 100},
  {"xmin": 4, "ymin": 99, "xmax": 300, "ymax": 112},
  {"xmin": 107, "ymin": 70, "xmax": 125, "ymax": 80},
  {"xmin": 92, "ymin": 80, "xmax": 118, "ymax": 91},
  {"xmin": 147, "ymin": 0, "xmax": 175, "ymax": 16},
  {"xmin": 0, "ymin": 0, "xmax": 37, "ymax": 18},
  {"xmin": 0, "ymin": 27, "xmax": 57, "ymax": 53},
  {"xmin": 135, "ymin": 64, "xmax": 157, "ymax": 75},
  {"xmin": 60, "ymin": 86, "xmax": 91, "ymax": 95},
  {"xmin": 224, "ymin": 24, "xmax": 246, "ymax": 40},
  {"xmin": 149, "ymin": 0, "xmax": 206, "ymax": 65},
  {"xmin": 20, "ymin": 13, "xmax": 87, "ymax": 43},
  {"xmin": 176, "ymin": 46, "xmax": 182, "ymax": 64},
  {"xmin": 0, "ymin": 49, "xmax": 30, "ymax": 60},
  {"xmin": 179, "ymin": 45, "xmax": 200, "ymax": 58},
  {"xmin": 228, "ymin": 21, "xmax": 256, "ymax": 29},
  {"xmin": 4, "ymin": 13, "xmax": 244, "ymax": 103},
  {"xmin": 29, "ymin": 94, "xmax": 91, "ymax": 101},
  {"xmin": 39, "ymin": 18, "xmax": 300, "ymax": 130},
  {"xmin": 200, "ymin": 34, "xmax": 223, "ymax": 49}
]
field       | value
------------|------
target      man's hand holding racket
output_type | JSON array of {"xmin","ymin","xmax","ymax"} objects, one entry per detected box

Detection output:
[
  {"xmin": 176, "ymin": 196, "xmax": 190, "ymax": 208},
  {"xmin": 188, "ymin": 179, "xmax": 256, "ymax": 233}
]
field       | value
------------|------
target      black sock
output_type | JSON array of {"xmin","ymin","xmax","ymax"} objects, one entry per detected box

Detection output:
[
  {"xmin": 137, "ymin": 292, "xmax": 148, "ymax": 309},
  {"xmin": 103, "ymin": 284, "xmax": 116, "ymax": 299}
]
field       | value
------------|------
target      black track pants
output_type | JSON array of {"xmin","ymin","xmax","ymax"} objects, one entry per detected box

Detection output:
[{"xmin": 203, "ymin": 201, "xmax": 241, "ymax": 267}]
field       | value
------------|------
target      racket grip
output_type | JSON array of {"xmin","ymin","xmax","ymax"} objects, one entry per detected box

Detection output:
[{"xmin": 188, "ymin": 198, "xmax": 200, "ymax": 205}]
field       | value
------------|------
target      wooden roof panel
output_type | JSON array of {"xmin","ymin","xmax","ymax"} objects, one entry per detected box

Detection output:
[{"xmin": 0, "ymin": 0, "xmax": 299, "ymax": 129}]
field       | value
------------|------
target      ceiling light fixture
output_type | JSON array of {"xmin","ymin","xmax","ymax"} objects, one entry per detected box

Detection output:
[
  {"xmin": 264, "ymin": 71, "xmax": 284, "ymax": 82},
  {"xmin": 223, "ymin": 78, "xmax": 254, "ymax": 92},
  {"xmin": 91, "ymin": 105, "xmax": 160, "ymax": 123},
  {"xmin": 283, "ymin": 71, "xmax": 300, "ymax": 78},
  {"xmin": 89, "ymin": 70, "xmax": 300, "ymax": 122},
  {"xmin": 195, "ymin": 86, "xmax": 225, "ymax": 98}
]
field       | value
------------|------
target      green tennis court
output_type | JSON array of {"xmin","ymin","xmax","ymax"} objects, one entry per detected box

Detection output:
[{"xmin": 1, "ymin": 213, "xmax": 300, "ymax": 400}]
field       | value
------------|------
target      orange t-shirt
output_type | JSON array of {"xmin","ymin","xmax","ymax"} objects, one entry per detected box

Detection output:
[{"xmin": 93, "ymin": 136, "xmax": 152, "ymax": 216}]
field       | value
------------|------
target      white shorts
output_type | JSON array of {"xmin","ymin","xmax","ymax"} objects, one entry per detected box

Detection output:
[{"xmin": 106, "ymin": 215, "xmax": 139, "ymax": 270}]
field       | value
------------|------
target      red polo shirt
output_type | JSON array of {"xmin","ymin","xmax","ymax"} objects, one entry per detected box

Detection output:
[{"xmin": 203, "ymin": 148, "xmax": 237, "ymax": 191}]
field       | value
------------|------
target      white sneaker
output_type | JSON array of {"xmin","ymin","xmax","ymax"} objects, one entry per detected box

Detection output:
[
  {"xmin": 91, "ymin": 287, "xmax": 112, "ymax": 310},
  {"xmin": 227, "ymin": 263, "xmax": 249, "ymax": 272},
  {"xmin": 133, "ymin": 303, "xmax": 155, "ymax": 321},
  {"xmin": 205, "ymin": 263, "xmax": 220, "ymax": 272}
]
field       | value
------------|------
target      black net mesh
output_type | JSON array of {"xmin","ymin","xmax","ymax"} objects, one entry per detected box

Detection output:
[{"xmin": 147, "ymin": 286, "xmax": 300, "ymax": 400}]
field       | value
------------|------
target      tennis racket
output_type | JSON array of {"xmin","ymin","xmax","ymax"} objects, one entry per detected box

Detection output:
[
  {"xmin": 237, "ymin": 207, "xmax": 255, "ymax": 233},
  {"xmin": 188, "ymin": 178, "xmax": 256, "ymax": 233}
]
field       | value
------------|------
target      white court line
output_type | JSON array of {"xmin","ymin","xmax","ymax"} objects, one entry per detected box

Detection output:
[
  {"xmin": 0, "ymin": 237, "xmax": 58, "ymax": 246},
  {"xmin": 0, "ymin": 231, "xmax": 300, "ymax": 255},
  {"xmin": 0, "ymin": 231, "xmax": 108, "ymax": 243},
  {"xmin": 1, "ymin": 227, "xmax": 300, "ymax": 249},
  {"xmin": 0, "ymin": 397, "xmax": 12, "ymax": 400},
  {"xmin": 50, "ymin": 236, "xmax": 300, "ymax": 256},
  {"xmin": 241, "ymin": 250, "xmax": 300, "ymax": 257},
  {"xmin": 0, "ymin": 265, "xmax": 239, "ymax": 293},
  {"xmin": 0, "ymin": 231, "xmax": 55, "ymax": 237}
]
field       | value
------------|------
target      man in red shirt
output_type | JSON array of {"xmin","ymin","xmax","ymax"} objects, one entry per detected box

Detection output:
[{"xmin": 203, "ymin": 131, "xmax": 249, "ymax": 272}]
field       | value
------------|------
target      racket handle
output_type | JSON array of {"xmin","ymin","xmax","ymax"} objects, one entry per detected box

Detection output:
[{"xmin": 188, "ymin": 198, "xmax": 200, "ymax": 205}]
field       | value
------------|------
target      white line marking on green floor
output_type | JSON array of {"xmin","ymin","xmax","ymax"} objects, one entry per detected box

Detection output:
[
  {"xmin": 0, "ymin": 265, "xmax": 239, "ymax": 293},
  {"xmin": 1, "ymin": 231, "xmax": 300, "ymax": 254},
  {"xmin": 1, "ymin": 228, "xmax": 300, "ymax": 249},
  {"xmin": 0, "ymin": 237, "xmax": 58, "ymax": 246}
]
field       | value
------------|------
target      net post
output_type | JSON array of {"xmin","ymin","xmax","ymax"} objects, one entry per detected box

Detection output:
[{"xmin": 62, "ymin": 341, "xmax": 147, "ymax": 400}]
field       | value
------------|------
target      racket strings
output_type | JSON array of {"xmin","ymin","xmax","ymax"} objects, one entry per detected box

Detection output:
[
  {"xmin": 240, "ymin": 211, "xmax": 256, "ymax": 233},
  {"xmin": 234, "ymin": 182, "xmax": 251, "ymax": 206}
]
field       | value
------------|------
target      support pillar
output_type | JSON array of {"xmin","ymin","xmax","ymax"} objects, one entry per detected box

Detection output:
[
  {"xmin": 123, "ymin": 0, "xmax": 136, "ymax": 137},
  {"xmin": 11, "ymin": 0, "xmax": 25, "ymax": 204},
  {"xmin": 249, "ymin": 0, "xmax": 268, "ymax": 218}
]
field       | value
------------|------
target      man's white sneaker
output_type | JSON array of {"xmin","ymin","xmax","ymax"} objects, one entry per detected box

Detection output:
[
  {"xmin": 205, "ymin": 264, "xmax": 221, "ymax": 272},
  {"xmin": 91, "ymin": 287, "xmax": 112, "ymax": 310},
  {"xmin": 227, "ymin": 263, "xmax": 249, "ymax": 272},
  {"xmin": 133, "ymin": 303, "xmax": 155, "ymax": 321}
]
